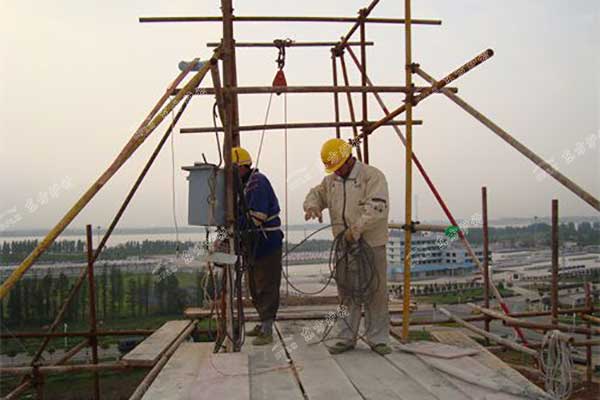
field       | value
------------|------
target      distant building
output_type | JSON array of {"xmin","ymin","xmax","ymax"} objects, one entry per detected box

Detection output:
[{"xmin": 386, "ymin": 231, "xmax": 490, "ymax": 281}]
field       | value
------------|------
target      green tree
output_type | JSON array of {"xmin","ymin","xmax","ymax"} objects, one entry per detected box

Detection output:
[{"xmin": 127, "ymin": 278, "xmax": 138, "ymax": 317}]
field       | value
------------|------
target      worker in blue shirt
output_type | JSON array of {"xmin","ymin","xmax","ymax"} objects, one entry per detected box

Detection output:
[{"xmin": 232, "ymin": 147, "xmax": 283, "ymax": 345}]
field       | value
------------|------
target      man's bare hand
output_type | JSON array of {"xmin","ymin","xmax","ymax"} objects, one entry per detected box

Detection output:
[
  {"xmin": 344, "ymin": 226, "xmax": 361, "ymax": 243},
  {"xmin": 304, "ymin": 208, "xmax": 323, "ymax": 223}
]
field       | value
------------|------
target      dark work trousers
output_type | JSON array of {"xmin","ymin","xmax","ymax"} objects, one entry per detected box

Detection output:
[{"xmin": 248, "ymin": 247, "xmax": 283, "ymax": 322}]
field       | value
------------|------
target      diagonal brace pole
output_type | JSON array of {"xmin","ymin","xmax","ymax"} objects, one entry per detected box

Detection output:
[
  {"xmin": 414, "ymin": 66, "xmax": 600, "ymax": 212},
  {"xmin": 0, "ymin": 49, "xmax": 220, "ymax": 301},
  {"xmin": 362, "ymin": 49, "xmax": 494, "ymax": 139}
]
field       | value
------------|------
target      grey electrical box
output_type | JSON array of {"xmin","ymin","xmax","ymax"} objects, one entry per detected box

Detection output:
[{"xmin": 182, "ymin": 163, "xmax": 226, "ymax": 226}]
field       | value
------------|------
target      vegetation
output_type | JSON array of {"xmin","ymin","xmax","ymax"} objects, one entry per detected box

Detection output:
[
  {"xmin": 464, "ymin": 221, "xmax": 599, "ymax": 248},
  {"xmin": 417, "ymin": 287, "xmax": 514, "ymax": 305},
  {"xmin": 0, "ymin": 238, "xmax": 334, "ymax": 266},
  {"xmin": 0, "ymin": 268, "xmax": 215, "ymax": 330}
]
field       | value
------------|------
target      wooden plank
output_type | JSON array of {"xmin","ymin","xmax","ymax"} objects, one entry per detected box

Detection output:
[
  {"xmin": 185, "ymin": 304, "xmax": 408, "ymax": 320},
  {"xmin": 431, "ymin": 329, "xmax": 548, "ymax": 398},
  {"xmin": 277, "ymin": 321, "xmax": 363, "ymax": 400},
  {"xmin": 242, "ymin": 324, "xmax": 303, "ymax": 400},
  {"xmin": 395, "ymin": 340, "xmax": 479, "ymax": 359},
  {"xmin": 123, "ymin": 320, "xmax": 192, "ymax": 367},
  {"xmin": 188, "ymin": 351, "xmax": 250, "ymax": 400},
  {"xmin": 142, "ymin": 342, "xmax": 211, "ymax": 400},
  {"xmin": 417, "ymin": 354, "xmax": 534, "ymax": 400},
  {"xmin": 332, "ymin": 339, "xmax": 438, "ymax": 400},
  {"xmin": 385, "ymin": 337, "xmax": 476, "ymax": 400}
]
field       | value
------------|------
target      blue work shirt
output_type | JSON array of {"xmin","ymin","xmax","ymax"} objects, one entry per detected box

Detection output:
[{"xmin": 239, "ymin": 170, "xmax": 283, "ymax": 258}]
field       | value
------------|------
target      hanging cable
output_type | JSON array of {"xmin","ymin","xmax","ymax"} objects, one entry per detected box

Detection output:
[
  {"xmin": 253, "ymin": 92, "xmax": 274, "ymax": 172},
  {"xmin": 541, "ymin": 330, "xmax": 573, "ymax": 400},
  {"xmin": 212, "ymin": 102, "xmax": 223, "ymax": 168}
]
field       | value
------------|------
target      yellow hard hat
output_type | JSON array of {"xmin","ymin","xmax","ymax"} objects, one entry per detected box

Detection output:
[
  {"xmin": 231, "ymin": 147, "xmax": 252, "ymax": 166},
  {"xmin": 321, "ymin": 138, "xmax": 352, "ymax": 173}
]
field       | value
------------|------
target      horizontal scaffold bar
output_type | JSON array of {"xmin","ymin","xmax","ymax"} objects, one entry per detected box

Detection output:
[
  {"xmin": 172, "ymin": 86, "xmax": 458, "ymax": 96},
  {"xmin": 139, "ymin": 16, "xmax": 442, "ymax": 25},
  {"xmin": 180, "ymin": 120, "xmax": 421, "ymax": 134},
  {"xmin": 206, "ymin": 41, "xmax": 374, "ymax": 47}
]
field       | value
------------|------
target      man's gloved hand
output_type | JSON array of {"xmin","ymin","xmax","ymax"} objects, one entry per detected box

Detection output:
[{"xmin": 304, "ymin": 208, "xmax": 323, "ymax": 223}]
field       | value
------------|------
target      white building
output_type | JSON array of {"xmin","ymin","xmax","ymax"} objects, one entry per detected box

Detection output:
[{"xmin": 387, "ymin": 231, "xmax": 489, "ymax": 281}]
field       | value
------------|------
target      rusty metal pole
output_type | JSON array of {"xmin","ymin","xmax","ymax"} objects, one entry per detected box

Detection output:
[
  {"xmin": 482, "ymin": 187, "xmax": 491, "ymax": 342},
  {"xmin": 584, "ymin": 282, "xmax": 592, "ymax": 383},
  {"xmin": 221, "ymin": 0, "xmax": 239, "ymax": 352},
  {"xmin": 401, "ymin": 0, "xmax": 414, "ymax": 341},
  {"xmin": 339, "ymin": 52, "xmax": 363, "ymax": 161},
  {"xmin": 551, "ymin": 199, "xmax": 559, "ymax": 323},
  {"xmin": 359, "ymin": 8, "xmax": 369, "ymax": 163},
  {"xmin": 331, "ymin": 50, "xmax": 341, "ymax": 139},
  {"xmin": 85, "ymin": 225, "xmax": 100, "ymax": 400}
]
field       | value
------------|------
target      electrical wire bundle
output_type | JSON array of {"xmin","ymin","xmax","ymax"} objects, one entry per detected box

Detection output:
[
  {"xmin": 540, "ymin": 330, "xmax": 573, "ymax": 400},
  {"xmin": 280, "ymin": 225, "xmax": 379, "ymax": 302}
]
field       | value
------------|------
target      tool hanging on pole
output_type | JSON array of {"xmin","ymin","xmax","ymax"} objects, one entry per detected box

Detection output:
[{"xmin": 272, "ymin": 39, "xmax": 292, "ymax": 95}]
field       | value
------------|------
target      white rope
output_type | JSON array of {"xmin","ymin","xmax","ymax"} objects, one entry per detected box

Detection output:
[
  {"xmin": 253, "ymin": 92, "xmax": 274, "ymax": 171},
  {"xmin": 540, "ymin": 330, "xmax": 573, "ymax": 400}
]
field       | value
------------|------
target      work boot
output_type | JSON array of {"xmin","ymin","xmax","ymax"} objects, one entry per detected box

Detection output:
[
  {"xmin": 372, "ymin": 343, "xmax": 392, "ymax": 355},
  {"xmin": 246, "ymin": 324, "xmax": 262, "ymax": 337},
  {"xmin": 327, "ymin": 341, "xmax": 355, "ymax": 355},
  {"xmin": 252, "ymin": 332, "xmax": 274, "ymax": 346}
]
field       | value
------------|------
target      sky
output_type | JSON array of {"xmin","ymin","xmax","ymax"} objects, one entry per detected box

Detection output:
[{"xmin": 0, "ymin": 1, "xmax": 598, "ymax": 232}]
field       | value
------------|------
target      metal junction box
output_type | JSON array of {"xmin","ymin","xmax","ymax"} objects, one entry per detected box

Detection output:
[{"xmin": 182, "ymin": 163, "xmax": 226, "ymax": 226}]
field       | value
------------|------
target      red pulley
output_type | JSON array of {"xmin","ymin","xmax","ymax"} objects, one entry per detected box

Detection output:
[{"xmin": 272, "ymin": 69, "xmax": 287, "ymax": 96}]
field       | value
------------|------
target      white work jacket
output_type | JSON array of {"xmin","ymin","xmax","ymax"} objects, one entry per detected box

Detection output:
[{"xmin": 303, "ymin": 160, "xmax": 389, "ymax": 247}]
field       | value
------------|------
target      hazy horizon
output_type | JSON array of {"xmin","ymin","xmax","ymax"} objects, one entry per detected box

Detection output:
[{"xmin": 1, "ymin": 1, "xmax": 599, "ymax": 233}]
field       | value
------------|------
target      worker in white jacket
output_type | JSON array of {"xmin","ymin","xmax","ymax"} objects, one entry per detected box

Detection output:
[{"xmin": 303, "ymin": 138, "xmax": 391, "ymax": 355}]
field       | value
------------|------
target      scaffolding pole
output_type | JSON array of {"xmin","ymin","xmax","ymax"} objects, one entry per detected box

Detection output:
[
  {"xmin": 343, "ymin": 45, "xmax": 527, "ymax": 343},
  {"xmin": 360, "ymin": 8, "xmax": 369, "ymax": 163},
  {"xmin": 220, "ymin": 0, "xmax": 238, "ymax": 352},
  {"xmin": 339, "ymin": 53, "xmax": 363, "ymax": 161},
  {"xmin": 414, "ymin": 67, "xmax": 600, "ymax": 212},
  {"xmin": 180, "ymin": 120, "xmax": 420, "ymax": 134},
  {"xmin": 0, "ymin": 52, "xmax": 217, "ymax": 301},
  {"xmin": 332, "ymin": 50, "xmax": 341, "ymax": 139},
  {"xmin": 139, "ymin": 16, "xmax": 442, "ymax": 25},
  {"xmin": 85, "ymin": 225, "xmax": 100, "ymax": 400},
  {"xmin": 207, "ymin": 41, "xmax": 374, "ymax": 47},
  {"xmin": 482, "ymin": 187, "xmax": 491, "ymax": 342},
  {"xmin": 401, "ymin": 0, "xmax": 414, "ymax": 341},
  {"xmin": 177, "ymin": 85, "xmax": 458, "ymax": 95}
]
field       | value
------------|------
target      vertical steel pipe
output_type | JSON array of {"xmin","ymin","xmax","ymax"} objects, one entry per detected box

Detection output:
[
  {"xmin": 220, "ymin": 0, "xmax": 238, "ymax": 352},
  {"xmin": 339, "ymin": 53, "xmax": 363, "ymax": 161},
  {"xmin": 551, "ymin": 199, "xmax": 559, "ymax": 322},
  {"xmin": 359, "ymin": 8, "xmax": 369, "ymax": 163},
  {"xmin": 85, "ymin": 225, "xmax": 100, "ymax": 400},
  {"xmin": 482, "ymin": 187, "xmax": 491, "ymax": 341},
  {"xmin": 331, "ymin": 50, "xmax": 341, "ymax": 139},
  {"xmin": 401, "ymin": 0, "xmax": 414, "ymax": 340},
  {"xmin": 584, "ymin": 283, "xmax": 593, "ymax": 383}
]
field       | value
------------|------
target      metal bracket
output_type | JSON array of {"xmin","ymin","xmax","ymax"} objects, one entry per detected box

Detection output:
[{"xmin": 402, "ymin": 220, "xmax": 420, "ymax": 233}]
